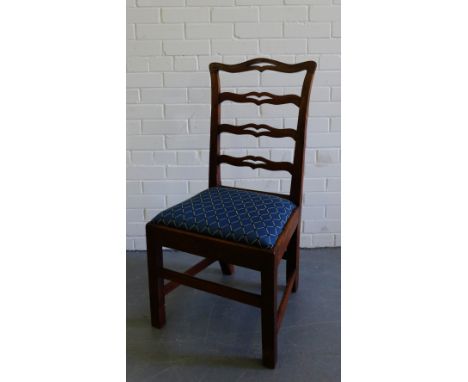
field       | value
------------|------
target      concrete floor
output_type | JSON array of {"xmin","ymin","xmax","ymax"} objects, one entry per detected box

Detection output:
[{"xmin": 127, "ymin": 248, "xmax": 340, "ymax": 382}]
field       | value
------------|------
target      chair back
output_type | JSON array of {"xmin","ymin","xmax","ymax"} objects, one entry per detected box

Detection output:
[{"xmin": 208, "ymin": 58, "xmax": 317, "ymax": 206}]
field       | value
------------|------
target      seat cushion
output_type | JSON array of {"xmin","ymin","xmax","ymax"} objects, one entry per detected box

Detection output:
[{"xmin": 152, "ymin": 186, "xmax": 296, "ymax": 249}]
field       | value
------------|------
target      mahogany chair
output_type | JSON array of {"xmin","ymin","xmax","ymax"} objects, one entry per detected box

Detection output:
[{"xmin": 146, "ymin": 58, "xmax": 317, "ymax": 368}]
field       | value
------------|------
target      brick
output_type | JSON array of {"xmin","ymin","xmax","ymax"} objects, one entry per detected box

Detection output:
[
  {"xmin": 127, "ymin": 135, "xmax": 164, "ymax": 150},
  {"xmin": 237, "ymin": 0, "xmax": 281, "ymax": 4},
  {"xmin": 304, "ymin": 178, "xmax": 326, "ymax": 191},
  {"xmin": 186, "ymin": 23, "xmax": 233, "ymax": 39},
  {"xmin": 127, "ymin": 166, "xmax": 165, "ymax": 180},
  {"xmin": 127, "ymin": 41, "xmax": 162, "ymax": 56},
  {"xmin": 259, "ymin": 136, "xmax": 294, "ymax": 148},
  {"xmin": 260, "ymin": 39, "xmax": 307, "ymax": 54},
  {"xmin": 142, "ymin": 120, "xmax": 188, "ymax": 135},
  {"xmin": 127, "ymin": 209, "xmax": 144, "ymax": 222},
  {"xmin": 235, "ymin": 23, "xmax": 282, "ymax": 38},
  {"xmin": 149, "ymin": 56, "xmax": 173, "ymax": 71},
  {"xmin": 162, "ymin": 7, "xmax": 210, "ymax": 23},
  {"xmin": 303, "ymin": 192, "xmax": 340, "ymax": 205},
  {"xmin": 166, "ymin": 134, "xmax": 209, "ymax": 149},
  {"xmin": 221, "ymin": 133, "xmax": 258, "ymax": 148},
  {"xmin": 163, "ymin": 40, "xmax": 210, "ymax": 56},
  {"xmin": 326, "ymin": 205, "xmax": 340, "ymax": 218},
  {"xmin": 286, "ymin": 0, "xmax": 331, "ymax": 3},
  {"xmin": 134, "ymin": 238, "xmax": 147, "ymax": 250},
  {"xmin": 285, "ymin": 117, "xmax": 329, "ymax": 132},
  {"xmin": 189, "ymin": 180, "xmax": 208, "ymax": 193},
  {"xmin": 313, "ymin": 71, "xmax": 340, "ymax": 86},
  {"xmin": 305, "ymin": 163, "xmax": 340, "ymax": 177},
  {"xmin": 127, "ymin": 8, "xmax": 160, "ymax": 23},
  {"xmin": 132, "ymin": 151, "xmax": 154, "ymax": 165},
  {"xmin": 127, "ymin": 120, "xmax": 141, "ymax": 135},
  {"xmin": 126, "ymin": 104, "xmax": 163, "ymax": 119},
  {"xmin": 127, "ymin": 195, "xmax": 165, "ymax": 208},
  {"xmin": 127, "ymin": 73, "xmax": 162, "ymax": 88},
  {"xmin": 260, "ymin": 6, "xmax": 308, "ymax": 21},
  {"xmin": 302, "ymin": 206, "xmax": 325, "ymax": 219},
  {"xmin": 127, "ymin": 24, "xmax": 135, "ymax": 40},
  {"xmin": 221, "ymin": 102, "xmax": 259, "ymax": 118},
  {"xmin": 143, "ymin": 180, "xmax": 188, "ymax": 194},
  {"xmin": 307, "ymin": 132, "xmax": 340, "ymax": 147},
  {"xmin": 174, "ymin": 56, "xmax": 198, "ymax": 71},
  {"xmin": 261, "ymin": 71, "xmax": 305, "ymax": 86},
  {"xmin": 320, "ymin": 54, "xmax": 341, "ymax": 69},
  {"xmin": 167, "ymin": 166, "xmax": 208, "ymax": 179},
  {"xmin": 270, "ymin": 149, "xmax": 293, "ymax": 162},
  {"xmin": 219, "ymin": 71, "xmax": 260, "ymax": 86},
  {"xmin": 331, "ymin": 87, "xmax": 340, "ymax": 101},
  {"xmin": 188, "ymin": 0, "xmax": 234, "ymax": 4},
  {"xmin": 284, "ymin": 22, "xmax": 330, "ymax": 38},
  {"xmin": 137, "ymin": 0, "xmax": 184, "ymax": 5},
  {"xmin": 127, "ymin": 57, "xmax": 148, "ymax": 72},
  {"xmin": 303, "ymin": 220, "xmax": 340, "ymax": 234},
  {"xmin": 165, "ymin": 104, "xmax": 210, "ymax": 119},
  {"xmin": 154, "ymin": 151, "xmax": 177, "ymax": 165},
  {"xmin": 127, "ymin": 181, "xmax": 142, "ymax": 194},
  {"xmin": 167, "ymin": 194, "xmax": 192, "ymax": 206},
  {"xmin": 235, "ymin": 179, "xmax": 280, "ymax": 192},
  {"xmin": 188, "ymin": 88, "xmax": 210, "ymax": 103},
  {"xmin": 330, "ymin": 117, "xmax": 340, "ymax": 132},
  {"xmin": 311, "ymin": 233, "xmax": 335, "ymax": 247},
  {"xmin": 189, "ymin": 119, "xmax": 210, "ymax": 133},
  {"xmin": 126, "ymin": 89, "xmax": 139, "ymax": 104},
  {"xmin": 164, "ymin": 72, "xmax": 209, "ymax": 87},
  {"xmin": 327, "ymin": 177, "xmax": 340, "ymax": 191},
  {"xmin": 309, "ymin": 102, "xmax": 340, "ymax": 117},
  {"xmin": 140, "ymin": 88, "xmax": 186, "ymax": 104},
  {"xmin": 212, "ymin": 39, "xmax": 258, "ymax": 54},
  {"xmin": 177, "ymin": 151, "xmax": 202, "ymax": 164},
  {"xmin": 136, "ymin": 24, "xmax": 184, "ymax": 40},
  {"xmin": 309, "ymin": 6, "xmax": 340, "ymax": 21},
  {"xmin": 316, "ymin": 148, "xmax": 340, "ymax": 163},
  {"xmin": 308, "ymin": 38, "xmax": 340, "ymax": 53},
  {"xmin": 212, "ymin": 7, "xmax": 259, "ymax": 22},
  {"xmin": 332, "ymin": 21, "xmax": 340, "ymax": 37},
  {"xmin": 261, "ymin": 103, "xmax": 299, "ymax": 117},
  {"xmin": 127, "ymin": 222, "xmax": 146, "ymax": 236}
]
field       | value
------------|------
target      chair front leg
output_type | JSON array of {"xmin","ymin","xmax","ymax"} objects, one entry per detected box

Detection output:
[
  {"xmin": 146, "ymin": 224, "xmax": 166, "ymax": 328},
  {"xmin": 286, "ymin": 226, "xmax": 300, "ymax": 292},
  {"xmin": 261, "ymin": 259, "xmax": 278, "ymax": 368}
]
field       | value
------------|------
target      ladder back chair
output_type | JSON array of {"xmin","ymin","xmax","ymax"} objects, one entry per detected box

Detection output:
[{"xmin": 146, "ymin": 58, "xmax": 317, "ymax": 368}]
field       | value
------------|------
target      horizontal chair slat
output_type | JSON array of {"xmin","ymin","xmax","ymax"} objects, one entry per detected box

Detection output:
[
  {"xmin": 210, "ymin": 58, "xmax": 316, "ymax": 74},
  {"xmin": 163, "ymin": 257, "xmax": 215, "ymax": 295},
  {"xmin": 219, "ymin": 91, "xmax": 301, "ymax": 107},
  {"xmin": 161, "ymin": 268, "xmax": 262, "ymax": 308},
  {"xmin": 218, "ymin": 154, "xmax": 294, "ymax": 174},
  {"xmin": 218, "ymin": 123, "xmax": 296, "ymax": 139}
]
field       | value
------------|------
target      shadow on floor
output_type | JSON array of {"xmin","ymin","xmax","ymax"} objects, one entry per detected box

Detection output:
[{"xmin": 127, "ymin": 248, "xmax": 340, "ymax": 382}]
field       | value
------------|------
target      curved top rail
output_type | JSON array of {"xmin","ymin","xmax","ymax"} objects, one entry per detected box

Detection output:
[{"xmin": 210, "ymin": 58, "xmax": 317, "ymax": 73}]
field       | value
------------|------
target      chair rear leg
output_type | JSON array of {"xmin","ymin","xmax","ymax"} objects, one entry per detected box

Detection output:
[
  {"xmin": 146, "ymin": 225, "xmax": 166, "ymax": 328},
  {"xmin": 261, "ymin": 260, "xmax": 277, "ymax": 368},
  {"xmin": 286, "ymin": 227, "xmax": 300, "ymax": 293},
  {"xmin": 219, "ymin": 261, "xmax": 235, "ymax": 275}
]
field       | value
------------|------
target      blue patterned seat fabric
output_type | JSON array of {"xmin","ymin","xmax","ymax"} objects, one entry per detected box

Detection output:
[{"xmin": 152, "ymin": 186, "xmax": 296, "ymax": 249}]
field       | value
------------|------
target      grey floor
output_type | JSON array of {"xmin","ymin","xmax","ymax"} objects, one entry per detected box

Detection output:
[{"xmin": 127, "ymin": 248, "xmax": 340, "ymax": 382}]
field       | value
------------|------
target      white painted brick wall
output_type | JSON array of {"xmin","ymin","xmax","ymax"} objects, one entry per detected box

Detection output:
[{"xmin": 127, "ymin": 2, "xmax": 340, "ymax": 250}]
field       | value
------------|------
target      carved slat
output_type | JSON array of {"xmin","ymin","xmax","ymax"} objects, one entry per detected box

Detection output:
[
  {"xmin": 210, "ymin": 58, "xmax": 316, "ymax": 74},
  {"xmin": 219, "ymin": 91, "xmax": 301, "ymax": 107},
  {"xmin": 218, "ymin": 123, "xmax": 296, "ymax": 139},
  {"xmin": 218, "ymin": 155, "xmax": 294, "ymax": 174}
]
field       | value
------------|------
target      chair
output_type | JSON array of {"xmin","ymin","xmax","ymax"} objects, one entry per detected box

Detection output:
[{"xmin": 146, "ymin": 58, "xmax": 317, "ymax": 368}]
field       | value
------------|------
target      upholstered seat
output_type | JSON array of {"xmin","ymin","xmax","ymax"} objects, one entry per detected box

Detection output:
[{"xmin": 152, "ymin": 186, "xmax": 296, "ymax": 249}]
